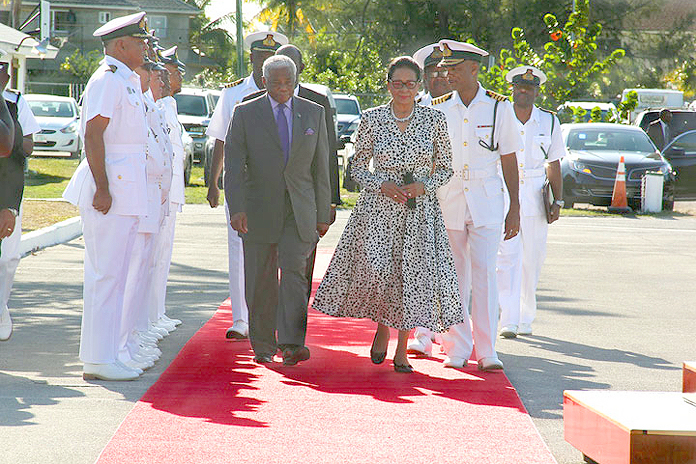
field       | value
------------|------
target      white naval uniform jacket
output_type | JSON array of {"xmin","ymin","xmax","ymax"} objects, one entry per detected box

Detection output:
[
  {"xmin": 63, "ymin": 56, "xmax": 148, "ymax": 216},
  {"xmin": 433, "ymin": 84, "xmax": 523, "ymax": 229},
  {"xmin": 161, "ymin": 96, "xmax": 185, "ymax": 207},
  {"xmin": 515, "ymin": 106, "xmax": 566, "ymax": 217},
  {"xmin": 205, "ymin": 74, "xmax": 262, "ymax": 142},
  {"xmin": 139, "ymin": 91, "xmax": 173, "ymax": 234}
]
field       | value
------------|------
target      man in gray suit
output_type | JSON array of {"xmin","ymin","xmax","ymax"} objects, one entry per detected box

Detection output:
[{"xmin": 224, "ymin": 55, "xmax": 331, "ymax": 366}]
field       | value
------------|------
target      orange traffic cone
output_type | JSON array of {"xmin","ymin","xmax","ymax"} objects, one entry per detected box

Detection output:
[{"xmin": 608, "ymin": 155, "xmax": 632, "ymax": 213}]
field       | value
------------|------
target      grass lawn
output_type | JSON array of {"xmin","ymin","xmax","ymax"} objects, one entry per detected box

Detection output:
[{"xmin": 18, "ymin": 155, "xmax": 689, "ymax": 232}]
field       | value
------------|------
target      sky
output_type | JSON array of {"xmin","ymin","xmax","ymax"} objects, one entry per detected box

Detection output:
[{"xmin": 204, "ymin": 0, "xmax": 264, "ymax": 35}]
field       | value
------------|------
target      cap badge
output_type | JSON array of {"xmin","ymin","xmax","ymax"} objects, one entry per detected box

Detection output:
[
  {"xmin": 522, "ymin": 69, "xmax": 535, "ymax": 81},
  {"xmin": 430, "ymin": 47, "xmax": 443, "ymax": 60},
  {"xmin": 441, "ymin": 43, "xmax": 453, "ymax": 57},
  {"xmin": 262, "ymin": 34, "xmax": 277, "ymax": 47}
]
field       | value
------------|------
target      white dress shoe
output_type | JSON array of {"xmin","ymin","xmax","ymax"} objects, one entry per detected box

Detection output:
[
  {"xmin": 156, "ymin": 318, "xmax": 176, "ymax": 332},
  {"xmin": 148, "ymin": 325, "xmax": 168, "ymax": 338},
  {"xmin": 138, "ymin": 331, "xmax": 160, "ymax": 343},
  {"xmin": 132, "ymin": 353, "xmax": 157, "ymax": 365},
  {"xmin": 500, "ymin": 325, "xmax": 518, "ymax": 339},
  {"xmin": 477, "ymin": 357, "xmax": 504, "ymax": 372},
  {"xmin": 517, "ymin": 323, "xmax": 533, "ymax": 335},
  {"xmin": 120, "ymin": 359, "xmax": 145, "ymax": 374},
  {"xmin": 227, "ymin": 320, "xmax": 249, "ymax": 338},
  {"xmin": 83, "ymin": 362, "xmax": 140, "ymax": 381},
  {"xmin": 407, "ymin": 335, "xmax": 433, "ymax": 357},
  {"xmin": 443, "ymin": 356, "xmax": 466, "ymax": 368},
  {"xmin": 139, "ymin": 345, "xmax": 161, "ymax": 357},
  {"xmin": 0, "ymin": 306, "xmax": 12, "ymax": 341},
  {"xmin": 162, "ymin": 314, "xmax": 182, "ymax": 326}
]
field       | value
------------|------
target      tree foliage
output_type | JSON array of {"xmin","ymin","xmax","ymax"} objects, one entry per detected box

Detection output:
[
  {"xmin": 480, "ymin": 0, "xmax": 625, "ymax": 109},
  {"xmin": 60, "ymin": 50, "xmax": 102, "ymax": 84}
]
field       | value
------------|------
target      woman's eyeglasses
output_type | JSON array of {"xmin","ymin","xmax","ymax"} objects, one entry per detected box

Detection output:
[
  {"xmin": 426, "ymin": 70, "xmax": 449, "ymax": 78},
  {"xmin": 388, "ymin": 80, "xmax": 420, "ymax": 89}
]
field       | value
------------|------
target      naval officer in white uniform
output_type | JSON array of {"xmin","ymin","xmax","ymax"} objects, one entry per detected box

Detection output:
[
  {"xmin": 147, "ymin": 45, "xmax": 185, "ymax": 333},
  {"xmin": 432, "ymin": 40, "xmax": 522, "ymax": 372},
  {"xmin": 0, "ymin": 66, "xmax": 40, "ymax": 342},
  {"xmin": 205, "ymin": 30, "xmax": 287, "ymax": 340},
  {"xmin": 497, "ymin": 65, "xmax": 565, "ymax": 339},
  {"xmin": 63, "ymin": 11, "xmax": 150, "ymax": 381}
]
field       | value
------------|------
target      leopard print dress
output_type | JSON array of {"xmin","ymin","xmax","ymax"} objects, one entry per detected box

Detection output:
[{"xmin": 312, "ymin": 103, "xmax": 464, "ymax": 332}]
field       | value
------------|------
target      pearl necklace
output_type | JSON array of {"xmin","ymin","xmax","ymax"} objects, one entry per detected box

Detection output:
[{"xmin": 391, "ymin": 102, "xmax": 415, "ymax": 122}]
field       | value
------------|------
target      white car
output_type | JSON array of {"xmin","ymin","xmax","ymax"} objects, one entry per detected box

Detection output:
[
  {"xmin": 558, "ymin": 101, "xmax": 620, "ymax": 124},
  {"xmin": 25, "ymin": 94, "xmax": 81, "ymax": 158}
]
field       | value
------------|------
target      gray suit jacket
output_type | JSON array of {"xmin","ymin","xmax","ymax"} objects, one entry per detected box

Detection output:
[{"xmin": 224, "ymin": 94, "xmax": 331, "ymax": 243}]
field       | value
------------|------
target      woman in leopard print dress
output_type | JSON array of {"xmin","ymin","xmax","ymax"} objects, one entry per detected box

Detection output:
[{"xmin": 313, "ymin": 57, "xmax": 463, "ymax": 373}]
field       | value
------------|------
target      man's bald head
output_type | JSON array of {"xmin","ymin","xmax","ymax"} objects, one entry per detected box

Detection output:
[{"xmin": 276, "ymin": 44, "xmax": 304, "ymax": 75}]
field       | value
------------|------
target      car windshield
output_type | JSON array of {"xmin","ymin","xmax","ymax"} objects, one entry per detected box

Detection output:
[
  {"xmin": 335, "ymin": 98, "xmax": 359, "ymax": 115},
  {"xmin": 567, "ymin": 128, "xmax": 655, "ymax": 152},
  {"xmin": 173, "ymin": 94, "xmax": 207, "ymax": 116},
  {"xmin": 28, "ymin": 100, "xmax": 74, "ymax": 118}
]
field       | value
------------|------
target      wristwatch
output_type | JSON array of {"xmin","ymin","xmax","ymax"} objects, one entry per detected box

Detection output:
[{"xmin": 553, "ymin": 200, "xmax": 564, "ymax": 208}]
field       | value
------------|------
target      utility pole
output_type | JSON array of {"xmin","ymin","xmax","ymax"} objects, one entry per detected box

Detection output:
[{"xmin": 236, "ymin": 0, "xmax": 244, "ymax": 77}]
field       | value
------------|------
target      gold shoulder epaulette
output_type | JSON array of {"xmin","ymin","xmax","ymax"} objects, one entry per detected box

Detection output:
[
  {"xmin": 538, "ymin": 107, "xmax": 557, "ymax": 115},
  {"xmin": 223, "ymin": 78, "xmax": 244, "ymax": 89},
  {"xmin": 107, "ymin": 65, "xmax": 118, "ymax": 73},
  {"xmin": 486, "ymin": 89, "xmax": 509, "ymax": 102},
  {"xmin": 431, "ymin": 92, "xmax": 453, "ymax": 105}
]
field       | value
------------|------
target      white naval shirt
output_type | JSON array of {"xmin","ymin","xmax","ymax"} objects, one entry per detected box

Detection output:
[
  {"xmin": 206, "ymin": 74, "xmax": 262, "ymax": 141},
  {"xmin": 2, "ymin": 90, "xmax": 40, "ymax": 136},
  {"xmin": 63, "ymin": 55, "xmax": 148, "ymax": 216},
  {"xmin": 434, "ymin": 84, "xmax": 523, "ymax": 228},
  {"xmin": 514, "ymin": 106, "xmax": 565, "ymax": 217}
]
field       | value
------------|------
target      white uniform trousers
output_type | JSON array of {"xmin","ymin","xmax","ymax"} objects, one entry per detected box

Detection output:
[
  {"xmin": 440, "ymin": 207, "xmax": 502, "ymax": 361},
  {"xmin": 225, "ymin": 204, "xmax": 248, "ymax": 323},
  {"xmin": 498, "ymin": 213, "xmax": 548, "ymax": 328},
  {"xmin": 119, "ymin": 231, "xmax": 155, "ymax": 362},
  {"xmin": 148, "ymin": 202, "xmax": 179, "ymax": 323},
  {"xmin": 79, "ymin": 207, "xmax": 139, "ymax": 364},
  {"xmin": 0, "ymin": 205, "xmax": 22, "ymax": 313}
]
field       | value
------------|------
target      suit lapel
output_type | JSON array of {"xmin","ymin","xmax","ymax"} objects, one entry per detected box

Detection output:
[{"xmin": 289, "ymin": 96, "xmax": 304, "ymax": 162}]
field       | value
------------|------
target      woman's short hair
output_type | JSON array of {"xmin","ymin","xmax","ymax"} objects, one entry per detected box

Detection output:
[
  {"xmin": 387, "ymin": 56, "xmax": 422, "ymax": 81},
  {"xmin": 262, "ymin": 55, "xmax": 297, "ymax": 80}
]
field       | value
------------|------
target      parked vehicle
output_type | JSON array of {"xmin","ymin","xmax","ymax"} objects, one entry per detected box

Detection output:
[
  {"xmin": 561, "ymin": 123, "xmax": 674, "ymax": 210},
  {"xmin": 557, "ymin": 101, "xmax": 619, "ymax": 123},
  {"xmin": 660, "ymin": 129, "xmax": 696, "ymax": 200},
  {"xmin": 25, "ymin": 94, "xmax": 81, "ymax": 158},
  {"xmin": 173, "ymin": 88, "xmax": 218, "ymax": 164},
  {"xmin": 633, "ymin": 109, "xmax": 696, "ymax": 139},
  {"xmin": 334, "ymin": 94, "xmax": 361, "ymax": 143},
  {"xmin": 622, "ymin": 88, "xmax": 684, "ymax": 122},
  {"xmin": 181, "ymin": 129, "xmax": 194, "ymax": 186}
]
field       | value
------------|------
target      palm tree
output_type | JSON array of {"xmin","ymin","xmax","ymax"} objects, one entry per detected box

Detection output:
[{"xmin": 253, "ymin": 0, "xmax": 318, "ymax": 40}]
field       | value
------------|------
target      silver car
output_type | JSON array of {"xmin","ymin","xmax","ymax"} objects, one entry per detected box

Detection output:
[{"xmin": 25, "ymin": 94, "xmax": 81, "ymax": 158}]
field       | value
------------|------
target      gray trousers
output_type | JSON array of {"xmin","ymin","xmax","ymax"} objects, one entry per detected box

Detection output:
[{"xmin": 243, "ymin": 197, "xmax": 316, "ymax": 356}]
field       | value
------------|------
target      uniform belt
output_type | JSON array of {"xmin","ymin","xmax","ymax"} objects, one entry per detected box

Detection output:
[
  {"xmin": 452, "ymin": 168, "xmax": 497, "ymax": 180},
  {"xmin": 519, "ymin": 168, "xmax": 546, "ymax": 178},
  {"xmin": 106, "ymin": 143, "xmax": 146, "ymax": 154}
]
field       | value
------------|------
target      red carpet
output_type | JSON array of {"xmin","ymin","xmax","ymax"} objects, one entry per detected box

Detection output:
[{"xmin": 96, "ymin": 249, "xmax": 556, "ymax": 464}]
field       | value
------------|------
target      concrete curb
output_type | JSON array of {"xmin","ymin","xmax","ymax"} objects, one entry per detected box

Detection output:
[{"xmin": 20, "ymin": 216, "xmax": 82, "ymax": 257}]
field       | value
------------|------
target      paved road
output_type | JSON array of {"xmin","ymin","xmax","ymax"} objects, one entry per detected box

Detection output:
[{"xmin": 1, "ymin": 204, "xmax": 695, "ymax": 463}]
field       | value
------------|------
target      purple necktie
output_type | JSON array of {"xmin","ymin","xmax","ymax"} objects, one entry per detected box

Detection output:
[{"xmin": 276, "ymin": 103, "xmax": 290, "ymax": 164}]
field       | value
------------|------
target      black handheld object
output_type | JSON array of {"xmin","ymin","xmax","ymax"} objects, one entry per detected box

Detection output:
[{"xmin": 403, "ymin": 172, "xmax": 416, "ymax": 209}]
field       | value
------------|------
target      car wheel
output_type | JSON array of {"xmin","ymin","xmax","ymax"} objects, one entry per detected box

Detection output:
[{"xmin": 562, "ymin": 190, "xmax": 575, "ymax": 209}]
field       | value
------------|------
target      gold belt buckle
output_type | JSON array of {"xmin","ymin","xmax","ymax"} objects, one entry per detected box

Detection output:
[{"xmin": 462, "ymin": 168, "xmax": 470, "ymax": 181}]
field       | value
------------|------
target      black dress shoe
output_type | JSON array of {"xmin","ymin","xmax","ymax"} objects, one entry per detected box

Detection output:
[
  {"xmin": 282, "ymin": 346, "xmax": 310, "ymax": 366},
  {"xmin": 226, "ymin": 327, "xmax": 248, "ymax": 339},
  {"xmin": 370, "ymin": 332, "xmax": 387, "ymax": 365},
  {"xmin": 393, "ymin": 362, "xmax": 414, "ymax": 373},
  {"xmin": 253, "ymin": 354, "xmax": 274, "ymax": 364}
]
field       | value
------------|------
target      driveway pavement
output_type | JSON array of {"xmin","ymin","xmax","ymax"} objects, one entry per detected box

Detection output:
[{"xmin": 1, "ymin": 204, "xmax": 695, "ymax": 463}]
